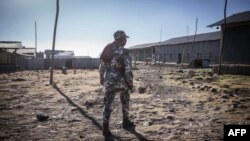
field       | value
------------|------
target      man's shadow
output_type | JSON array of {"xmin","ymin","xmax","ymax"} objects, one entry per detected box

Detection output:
[
  {"xmin": 52, "ymin": 82, "xmax": 149, "ymax": 141},
  {"xmin": 125, "ymin": 126, "xmax": 150, "ymax": 141}
]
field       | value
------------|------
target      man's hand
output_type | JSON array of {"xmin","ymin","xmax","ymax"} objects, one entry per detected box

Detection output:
[{"xmin": 100, "ymin": 78, "xmax": 104, "ymax": 85}]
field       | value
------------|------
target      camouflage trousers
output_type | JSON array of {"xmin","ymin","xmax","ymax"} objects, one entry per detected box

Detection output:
[{"xmin": 103, "ymin": 87, "xmax": 130, "ymax": 124}]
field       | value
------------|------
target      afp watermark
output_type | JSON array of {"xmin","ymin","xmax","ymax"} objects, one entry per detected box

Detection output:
[{"xmin": 224, "ymin": 125, "xmax": 250, "ymax": 141}]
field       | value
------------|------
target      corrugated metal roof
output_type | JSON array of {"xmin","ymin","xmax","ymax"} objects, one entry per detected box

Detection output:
[
  {"xmin": 128, "ymin": 31, "xmax": 220, "ymax": 50},
  {"xmin": 207, "ymin": 11, "xmax": 250, "ymax": 27},
  {"xmin": 156, "ymin": 31, "xmax": 220, "ymax": 46},
  {"xmin": 128, "ymin": 42, "xmax": 159, "ymax": 50},
  {"xmin": 44, "ymin": 49, "xmax": 74, "ymax": 55},
  {"xmin": 16, "ymin": 48, "xmax": 36, "ymax": 54},
  {"xmin": 0, "ymin": 41, "xmax": 23, "ymax": 49}
]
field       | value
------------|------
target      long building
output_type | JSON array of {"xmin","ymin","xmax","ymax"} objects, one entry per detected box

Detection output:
[{"xmin": 128, "ymin": 31, "xmax": 220, "ymax": 64}]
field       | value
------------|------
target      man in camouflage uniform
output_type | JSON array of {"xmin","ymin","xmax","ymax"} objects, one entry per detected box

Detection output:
[{"xmin": 99, "ymin": 30, "xmax": 135, "ymax": 137}]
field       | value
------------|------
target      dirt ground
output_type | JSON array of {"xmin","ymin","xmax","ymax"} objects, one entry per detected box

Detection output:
[{"xmin": 0, "ymin": 64, "xmax": 250, "ymax": 141}]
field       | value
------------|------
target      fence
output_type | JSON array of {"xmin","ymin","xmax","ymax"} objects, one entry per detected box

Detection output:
[
  {"xmin": 72, "ymin": 58, "xmax": 100, "ymax": 69},
  {"xmin": 16, "ymin": 58, "xmax": 100, "ymax": 70}
]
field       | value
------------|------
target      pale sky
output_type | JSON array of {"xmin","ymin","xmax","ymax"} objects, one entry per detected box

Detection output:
[{"xmin": 1, "ymin": 0, "xmax": 250, "ymax": 57}]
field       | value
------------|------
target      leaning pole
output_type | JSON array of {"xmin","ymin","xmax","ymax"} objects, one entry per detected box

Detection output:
[
  {"xmin": 50, "ymin": 0, "xmax": 60, "ymax": 84},
  {"xmin": 218, "ymin": 0, "xmax": 227, "ymax": 74}
]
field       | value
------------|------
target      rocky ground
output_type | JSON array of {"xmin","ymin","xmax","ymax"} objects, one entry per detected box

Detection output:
[{"xmin": 0, "ymin": 64, "xmax": 250, "ymax": 141}]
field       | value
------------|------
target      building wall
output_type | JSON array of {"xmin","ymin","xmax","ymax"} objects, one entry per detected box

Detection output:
[
  {"xmin": 223, "ymin": 24, "xmax": 250, "ymax": 65},
  {"xmin": 130, "ymin": 48, "xmax": 151, "ymax": 61},
  {"xmin": 16, "ymin": 56, "xmax": 28, "ymax": 69},
  {"xmin": 155, "ymin": 40, "xmax": 220, "ymax": 64},
  {"xmin": 36, "ymin": 52, "xmax": 44, "ymax": 59},
  {"xmin": 129, "ymin": 40, "xmax": 220, "ymax": 63},
  {"xmin": 0, "ymin": 52, "xmax": 11, "ymax": 65},
  {"xmin": 0, "ymin": 52, "xmax": 17, "ymax": 65},
  {"xmin": 72, "ymin": 58, "xmax": 100, "ymax": 69}
]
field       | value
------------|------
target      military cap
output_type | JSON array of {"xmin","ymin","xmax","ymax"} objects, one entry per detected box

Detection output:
[{"xmin": 113, "ymin": 30, "xmax": 129, "ymax": 40}]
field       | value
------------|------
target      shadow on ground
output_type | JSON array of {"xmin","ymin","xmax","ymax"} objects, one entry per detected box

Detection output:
[{"xmin": 52, "ymin": 82, "xmax": 149, "ymax": 141}]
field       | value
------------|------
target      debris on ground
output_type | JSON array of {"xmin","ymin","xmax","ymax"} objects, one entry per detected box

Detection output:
[{"xmin": 0, "ymin": 65, "xmax": 249, "ymax": 140}]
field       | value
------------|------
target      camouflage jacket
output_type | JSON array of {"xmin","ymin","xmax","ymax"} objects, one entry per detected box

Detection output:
[{"xmin": 99, "ymin": 44, "xmax": 133, "ymax": 90}]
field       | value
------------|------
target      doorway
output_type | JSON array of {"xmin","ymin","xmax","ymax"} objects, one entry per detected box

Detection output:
[
  {"xmin": 65, "ymin": 59, "xmax": 72, "ymax": 69},
  {"xmin": 178, "ymin": 53, "xmax": 182, "ymax": 64}
]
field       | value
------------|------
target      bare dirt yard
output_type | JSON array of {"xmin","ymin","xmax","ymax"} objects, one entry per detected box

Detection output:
[{"xmin": 0, "ymin": 64, "xmax": 250, "ymax": 141}]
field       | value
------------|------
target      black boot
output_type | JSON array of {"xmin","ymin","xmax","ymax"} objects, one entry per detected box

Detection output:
[
  {"xmin": 103, "ymin": 123, "xmax": 111, "ymax": 137},
  {"xmin": 123, "ymin": 118, "xmax": 135, "ymax": 130}
]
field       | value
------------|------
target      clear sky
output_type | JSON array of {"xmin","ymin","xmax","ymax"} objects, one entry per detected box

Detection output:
[{"xmin": 1, "ymin": 0, "xmax": 250, "ymax": 57}]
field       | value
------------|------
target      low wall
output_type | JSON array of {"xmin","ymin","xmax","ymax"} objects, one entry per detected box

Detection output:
[
  {"xmin": 72, "ymin": 58, "xmax": 100, "ymax": 69},
  {"xmin": 27, "ymin": 59, "xmax": 44, "ymax": 70},
  {"xmin": 15, "ymin": 58, "xmax": 100, "ymax": 70},
  {"xmin": 213, "ymin": 64, "xmax": 250, "ymax": 76}
]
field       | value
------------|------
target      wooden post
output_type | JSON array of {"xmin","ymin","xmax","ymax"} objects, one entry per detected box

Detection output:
[
  {"xmin": 14, "ymin": 49, "xmax": 17, "ymax": 66},
  {"xmin": 50, "ymin": 0, "xmax": 60, "ymax": 84},
  {"xmin": 189, "ymin": 18, "xmax": 198, "ymax": 64},
  {"xmin": 144, "ymin": 48, "xmax": 145, "ymax": 62},
  {"xmin": 218, "ymin": 0, "xmax": 227, "ymax": 74},
  {"xmin": 35, "ymin": 21, "xmax": 37, "ymax": 58},
  {"xmin": 160, "ymin": 28, "xmax": 162, "ymax": 42},
  {"xmin": 181, "ymin": 25, "xmax": 189, "ymax": 65},
  {"xmin": 181, "ymin": 48, "xmax": 185, "ymax": 66},
  {"xmin": 133, "ymin": 53, "xmax": 137, "ymax": 69}
]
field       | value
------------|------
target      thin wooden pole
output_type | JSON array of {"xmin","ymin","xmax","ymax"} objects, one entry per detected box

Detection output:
[
  {"xmin": 189, "ymin": 18, "xmax": 198, "ymax": 63},
  {"xmin": 193, "ymin": 18, "xmax": 198, "ymax": 44},
  {"xmin": 218, "ymin": 0, "xmax": 227, "ymax": 74},
  {"xmin": 181, "ymin": 25, "xmax": 189, "ymax": 65},
  {"xmin": 160, "ymin": 28, "xmax": 162, "ymax": 42},
  {"xmin": 50, "ymin": 0, "xmax": 60, "ymax": 84},
  {"xmin": 144, "ymin": 48, "xmax": 145, "ymax": 61},
  {"xmin": 35, "ymin": 21, "xmax": 37, "ymax": 58}
]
